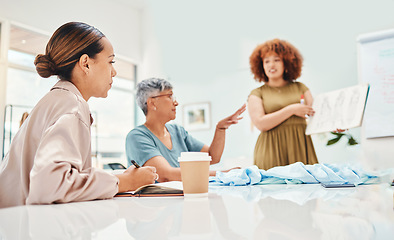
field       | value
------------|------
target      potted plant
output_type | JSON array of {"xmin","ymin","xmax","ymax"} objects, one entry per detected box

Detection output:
[{"xmin": 327, "ymin": 130, "xmax": 358, "ymax": 146}]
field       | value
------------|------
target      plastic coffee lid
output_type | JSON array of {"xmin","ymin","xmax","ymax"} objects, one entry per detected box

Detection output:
[{"xmin": 178, "ymin": 152, "xmax": 212, "ymax": 162}]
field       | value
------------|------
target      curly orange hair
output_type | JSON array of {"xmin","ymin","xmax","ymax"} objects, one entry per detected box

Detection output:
[{"xmin": 249, "ymin": 39, "xmax": 303, "ymax": 83}]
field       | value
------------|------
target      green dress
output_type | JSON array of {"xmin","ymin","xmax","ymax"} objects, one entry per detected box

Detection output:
[{"xmin": 250, "ymin": 81, "xmax": 318, "ymax": 170}]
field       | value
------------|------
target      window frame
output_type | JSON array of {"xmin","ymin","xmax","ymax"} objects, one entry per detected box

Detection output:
[{"xmin": 0, "ymin": 21, "xmax": 139, "ymax": 167}]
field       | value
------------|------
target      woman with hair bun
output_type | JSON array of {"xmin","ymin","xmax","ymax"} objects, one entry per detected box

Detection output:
[
  {"xmin": 0, "ymin": 22, "xmax": 157, "ymax": 208},
  {"xmin": 248, "ymin": 39, "xmax": 318, "ymax": 170}
]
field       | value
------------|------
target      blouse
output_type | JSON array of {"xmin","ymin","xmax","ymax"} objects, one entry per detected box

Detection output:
[
  {"xmin": 125, "ymin": 124, "xmax": 204, "ymax": 167},
  {"xmin": 0, "ymin": 80, "xmax": 118, "ymax": 208}
]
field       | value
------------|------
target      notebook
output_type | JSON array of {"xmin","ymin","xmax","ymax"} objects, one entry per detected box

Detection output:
[{"xmin": 115, "ymin": 181, "xmax": 184, "ymax": 197}]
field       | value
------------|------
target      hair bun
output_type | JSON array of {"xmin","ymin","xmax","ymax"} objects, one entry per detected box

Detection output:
[{"xmin": 34, "ymin": 54, "xmax": 57, "ymax": 78}]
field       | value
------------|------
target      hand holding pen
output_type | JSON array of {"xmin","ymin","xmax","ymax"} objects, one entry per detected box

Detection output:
[
  {"xmin": 116, "ymin": 162, "xmax": 159, "ymax": 193},
  {"xmin": 131, "ymin": 159, "xmax": 159, "ymax": 181},
  {"xmin": 300, "ymin": 94, "xmax": 313, "ymax": 118},
  {"xmin": 291, "ymin": 95, "xmax": 314, "ymax": 119},
  {"xmin": 130, "ymin": 160, "xmax": 141, "ymax": 168}
]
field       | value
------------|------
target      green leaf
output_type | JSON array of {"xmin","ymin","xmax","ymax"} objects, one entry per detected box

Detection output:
[
  {"xmin": 330, "ymin": 132, "xmax": 345, "ymax": 137},
  {"xmin": 327, "ymin": 136, "xmax": 342, "ymax": 145},
  {"xmin": 348, "ymin": 136, "xmax": 358, "ymax": 145}
]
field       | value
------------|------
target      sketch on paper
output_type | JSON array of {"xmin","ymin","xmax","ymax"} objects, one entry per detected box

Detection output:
[{"xmin": 305, "ymin": 84, "xmax": 369, "ymax": 135}]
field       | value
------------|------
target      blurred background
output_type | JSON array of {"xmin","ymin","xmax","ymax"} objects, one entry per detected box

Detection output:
[{"xmin": 1, "ymin": 0, "xmax": 393, "ymax": 171}]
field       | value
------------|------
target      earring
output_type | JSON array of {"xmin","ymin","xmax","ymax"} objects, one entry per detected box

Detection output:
[{"xmin": 154, "ymin": 107, "xmax": 157, "ymax": 111}]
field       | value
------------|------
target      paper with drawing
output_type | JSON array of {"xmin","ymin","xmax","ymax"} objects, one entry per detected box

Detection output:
[{"xmin": 306, "ymin": 84, "xmax": 369, "ymax": 135}]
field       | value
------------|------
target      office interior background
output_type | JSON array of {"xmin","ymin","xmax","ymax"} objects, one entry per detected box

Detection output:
[{"xmin": 0, "ymin": 0, "xmax": 393, "ymax": 171}]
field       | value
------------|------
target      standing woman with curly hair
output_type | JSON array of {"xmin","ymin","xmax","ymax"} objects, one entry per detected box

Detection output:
[
  {"xmin": 248, "ymin": 39, "xmax": 318, "ymax": 170},
  {"xmin": 0, "ymin": 22, "xmax": 157, "ymax": 208}
]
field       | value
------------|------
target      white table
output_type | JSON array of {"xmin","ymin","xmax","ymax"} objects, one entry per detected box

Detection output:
[{"xmin": 0, "ymin": 184, "xmax": 393, "ymax": 239}]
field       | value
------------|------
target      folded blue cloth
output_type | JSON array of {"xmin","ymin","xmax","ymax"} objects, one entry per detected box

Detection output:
[{"xmin": 210, "ymin": 162, "xmax": 381, "ymax": 186}]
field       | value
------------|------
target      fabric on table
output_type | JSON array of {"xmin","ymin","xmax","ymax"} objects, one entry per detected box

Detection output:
[{"xmin": 210, "ymin": 162, "xmax": 381, "ymax": 186}]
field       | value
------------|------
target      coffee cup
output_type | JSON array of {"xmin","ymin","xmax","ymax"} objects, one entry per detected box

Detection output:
[{"xmin": 178, "ymin": 152, "xmax": 212, "ymax": 197}]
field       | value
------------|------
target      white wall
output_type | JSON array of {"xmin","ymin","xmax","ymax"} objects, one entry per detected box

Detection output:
[
  {"xmin": 0, "ymin": 0, "xmax": 142, "ymax": 61},
  {"xmin": 141, "ymin": 0, "xmax": 394, "ymax": 170},
  {"xmin": 1, "ymin": 0, "xmax": 393, "ymax": 171}
]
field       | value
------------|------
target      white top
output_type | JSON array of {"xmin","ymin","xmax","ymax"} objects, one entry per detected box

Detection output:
[{"xmin": 0, "ymin": 80, "xmax": 118, "ymax": 208}]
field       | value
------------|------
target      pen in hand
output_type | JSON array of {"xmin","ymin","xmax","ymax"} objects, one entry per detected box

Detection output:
[
  {"xmin": 131, "ymin": 160, "xmax": 159, "ymax": 181},
  {"xmin": 301, "ymin": 94, "xmax": 309, "ymax": 119},
  {"xmin": 300, "ymin": 94, "xmax": 305, "ymax": 105},
  {"xmin": 130, "ymin": 160, "xmax": 140, "ymax": 168}
]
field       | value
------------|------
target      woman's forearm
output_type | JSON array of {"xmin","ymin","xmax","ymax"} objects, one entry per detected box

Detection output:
[
  {"xmin": 158, "ymin": 167, "xmax": 182, "ymax": 182},
  {"xmin": 208, "ymin": 126, "xmax": 226, "ymax": 164},
  {"xmin": 252, "ymin": 105, "xmax": 295, "ymax": 131}
]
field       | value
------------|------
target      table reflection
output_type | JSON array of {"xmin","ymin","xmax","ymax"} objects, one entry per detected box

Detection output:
[
  {"xmin": 0, "ymin": 184, "xmax": 392, "ymax": 240},
  {"xmin": 0, "ymin": 200, "xmax": 118, "ymax": 240},
  {"xmin": 120, "ymin": 195, "xmax": 245, "ymax": 240},
  {"xmin": 255, "ymin": 197, "xmax": 320, "ymax": 239},
  {"xmin": 312, "ymin": 185, "xmax": 394, "ymax": 240}
]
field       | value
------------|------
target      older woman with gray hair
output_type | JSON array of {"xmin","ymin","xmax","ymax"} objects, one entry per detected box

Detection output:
[{"xmin": 126, "ymin": 78, "xmax": 246, "ymax": 182}]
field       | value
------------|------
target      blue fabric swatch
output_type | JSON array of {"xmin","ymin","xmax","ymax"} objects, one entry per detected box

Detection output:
[{"xmin": 210, "ymin": 162, "xmax": 381, "ymax": 186}]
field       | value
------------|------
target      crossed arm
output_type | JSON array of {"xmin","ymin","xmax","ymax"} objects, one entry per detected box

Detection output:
[{"xmin": 248, "ymin": 90, "xmax": 315, "ymax": 132}]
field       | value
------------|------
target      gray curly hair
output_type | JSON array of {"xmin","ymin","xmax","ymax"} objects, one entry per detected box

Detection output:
[{"xmin": 136, "ymin": 78, "xmax": 173, "ymax": 115}]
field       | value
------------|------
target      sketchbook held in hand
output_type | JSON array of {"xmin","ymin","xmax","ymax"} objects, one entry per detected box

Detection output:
[{"xmin": 306, "ymin": 83, "xmax": 369, "ymax": 135}]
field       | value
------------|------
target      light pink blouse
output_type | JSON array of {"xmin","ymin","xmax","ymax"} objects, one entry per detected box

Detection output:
[{"xmin": 0, "ymin": 80, "xmax": 119, "ymax": 208}]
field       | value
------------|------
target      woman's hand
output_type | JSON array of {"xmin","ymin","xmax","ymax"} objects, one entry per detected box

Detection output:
[
  {"xmin": 216, "ymin": 104, "xmax": 247, "ymax": 130},
  {"xmin": 116, "ymin": 166, "xmax": 158, "ymax": 193},
  {"xmin": 220, "ymin": 167, "xmax": 241, "ymax": 173},
  {"xmin": 290, "ymin": 103, "xmax": 315, "ymax": 119},
  {"xmin": 208, "ymin": 104, "xmax": 246, "ymax": 165},
  {"xmin": 209, "ymin": 167, "xmax": 241, "ymax": 176}
]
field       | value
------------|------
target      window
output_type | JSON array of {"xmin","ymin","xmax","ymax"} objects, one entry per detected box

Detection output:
[
  {"xmin": 2, "ymin": 24, "xmax": 137, "ymax": 168},
  {"xmin": 89, "ymin": 61, "xmax": 136, "ymax": 168}
]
